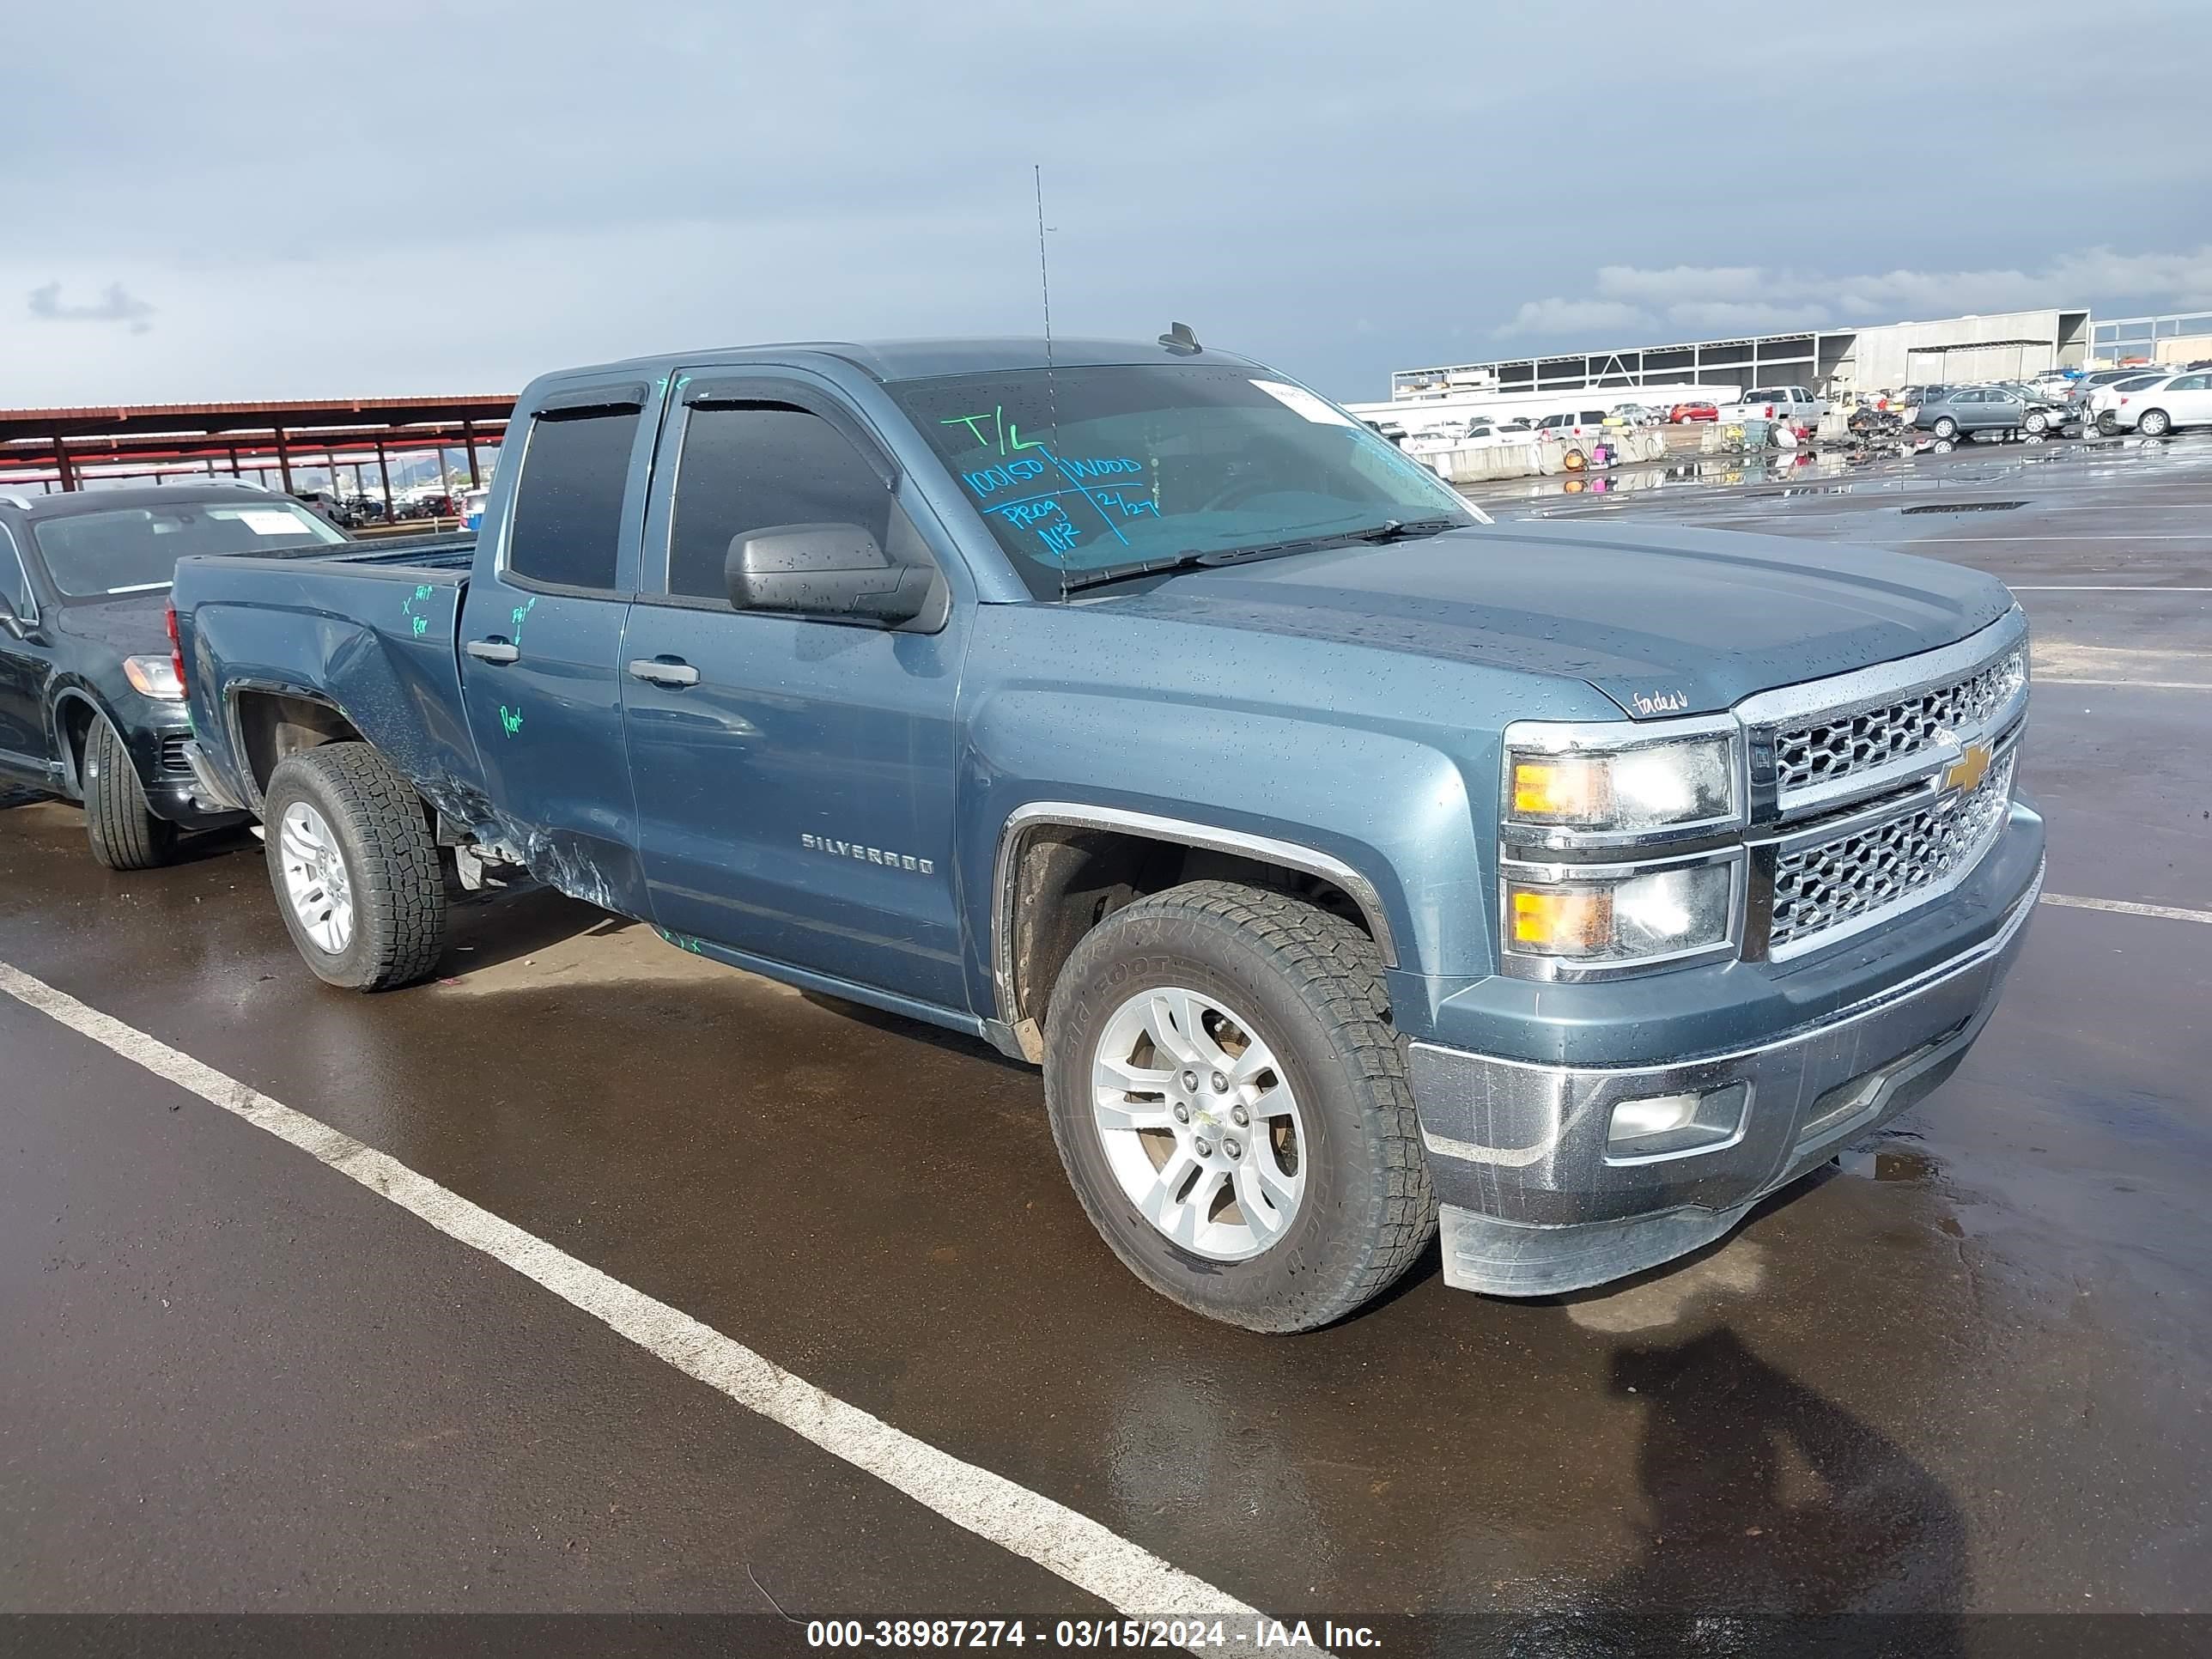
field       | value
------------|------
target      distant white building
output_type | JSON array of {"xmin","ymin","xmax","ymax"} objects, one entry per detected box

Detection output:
[
  {"xmin": 2091, "ymin": 309, "xmax": 2212, "ymax": 368},
  {"xmin": 1390, "ymin": 308, "xmax": 2094, "ymax": 401}
]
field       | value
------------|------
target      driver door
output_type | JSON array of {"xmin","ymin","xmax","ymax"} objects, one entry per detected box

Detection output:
[
  {"xmin": 619, "ymin": 373, "xmax": 971, "ymax": 1010},
  {"xmin": 0, "ymin": 526, "xmax": 54, "ymax": 776}
]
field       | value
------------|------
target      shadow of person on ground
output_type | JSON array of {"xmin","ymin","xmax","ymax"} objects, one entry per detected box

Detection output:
[
  {"xmin": 438, "ymin": 884, "xmax": 633, "ymax": 976},
  {"xmin": 1516, "ymin": 1326, "xmax": 1966, "ymax": 1658}
]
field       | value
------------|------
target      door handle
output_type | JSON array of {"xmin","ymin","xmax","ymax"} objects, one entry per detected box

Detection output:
[
  {"xmin": 465, "ymin": 639, "xmax": 520, "ymax": 664},
  {"xmin": 628, "ymin": 657, "xmax": 700, "ymax": 688}
]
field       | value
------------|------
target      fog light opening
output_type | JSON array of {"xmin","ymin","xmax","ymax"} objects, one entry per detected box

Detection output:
[
  {"xmin": 1604, "ymin": 1082, "xmax": 1749, "ymax": 1163},
  {"xmin": 1609, "ymin": 1093, "xmax": 1700, "ymax": 1144}
]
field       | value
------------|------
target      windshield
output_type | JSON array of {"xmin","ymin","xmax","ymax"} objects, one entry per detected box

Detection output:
[
  {"xmin": 885, "ymin": 363, "xmax": 1475, "ymax": 598},
  {"xmin": 31, "ymin": 499, "xmax": 345, "ymax": 598}
]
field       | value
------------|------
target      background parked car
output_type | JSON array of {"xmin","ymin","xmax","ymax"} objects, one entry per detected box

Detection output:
[
  {"xmin": 0, "ymin": 483, "xmax": 347, "ymax": 867},
  {"xmin": 1668, "ymin": 400, "xmax": 1718, "ymax": 422},
  {"xmin": 1531, "ymin": 407, "xmax": 1613, "ymax": 444},
  {"xmin": 1910, "ymin": 386, "xmax": 2029, "ymax": 440},
  {"xmin": 2091, "ymin": 371, "xmax": 2182, "ymax": 434},
  {"xmin": 2106, "ymin": 371, "xmax": 2212, "ymax": 435},
  {"xmin": 1990, "ymin": 382, "xmax": 2069, "ymax": 435},
  {"xmin": 1719, "ymin": 386, "xmax": 1828, "ymax": 423}
]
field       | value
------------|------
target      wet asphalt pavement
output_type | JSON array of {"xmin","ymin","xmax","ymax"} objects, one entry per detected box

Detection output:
[{"xmin": 3, "ymin": 434, "xmax": 2209, "ymax": 1650}]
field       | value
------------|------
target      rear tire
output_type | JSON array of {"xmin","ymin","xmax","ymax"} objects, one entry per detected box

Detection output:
[
  {"xmin": 2139, "ymin": 409, "xmax": 2171, "ymax": 437},
  {"xmin": 82, "ymin": 715, "xmax": 178, "ymax": 871},
  {"xmin": 1042, "ymin": 881, "xmax": 1436, "ymax": 1334},
  {"xmin": 263, "ymin": 742, "xmax": 446, "ymax": 990},
  {"xmin": 1932, "ymin": 416, "xmax": 1959, "ymax": 439}
]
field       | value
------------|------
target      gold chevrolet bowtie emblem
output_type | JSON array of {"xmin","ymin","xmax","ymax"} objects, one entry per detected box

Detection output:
[{"xmin": 1943, "ymin": 741, "xmax": 1993, "ymax": 794}]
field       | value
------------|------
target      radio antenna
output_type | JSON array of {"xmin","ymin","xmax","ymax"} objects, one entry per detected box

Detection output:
[
  {"xmin": 1034, "ymin": 164, "xmax": 1054, "ymax": 367},
  {"xmin": 1035, "ymin": 163, "xmax": 1066, "ymax": 601}
]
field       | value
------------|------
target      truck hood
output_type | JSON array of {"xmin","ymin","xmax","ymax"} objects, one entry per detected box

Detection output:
[{"xmin": 1091, "ymin": 522, "xmax": 2013, "ymax": 717}]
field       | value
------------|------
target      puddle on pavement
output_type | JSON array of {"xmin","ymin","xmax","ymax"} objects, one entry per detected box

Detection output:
[
  {"xmin": 1565, "ymin": 1241, "xmax": 1771, "ymax": 1334},
  {"xmin": 1838, "ymin": 1145, "xmax": 1938, "ymax": 1184},
  {"xmin": 1465, "ymin": 430, "xmax": 2209, "ymax": 512}
]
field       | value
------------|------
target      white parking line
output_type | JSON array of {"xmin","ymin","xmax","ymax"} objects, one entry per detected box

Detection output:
[
  {"xmin": 2008, "ymin": 585, "xmax": 2212, "ymax": 591},
  {"xmin": 0, "ymin": 960, "xmax": 1326, "ymax": 1658},
  {"xmin": 2039, "ymin": 678, "xmax": 2212, "ymax": 690},
  {"xmin": 2041, "ymin": 893, "xmax": 2212, "ymax": 926},
  {"xmin": 1911, "ymin": 536, "xmax": 2212, "ymax": 543}
]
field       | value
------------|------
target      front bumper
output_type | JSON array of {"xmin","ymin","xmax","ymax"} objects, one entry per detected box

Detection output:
[
  {"xmin": 142, "ymin": 730, "xmax": 246, "ymax": 829},
  {"xmin": 1411, "ymin": 807, "xmax": 2044, "ymax": 1297}
]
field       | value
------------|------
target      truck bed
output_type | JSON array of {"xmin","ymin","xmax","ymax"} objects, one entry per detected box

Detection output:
[{"xmin": 172, "ymin": 534, "xmax": 488, "ymax": 824}]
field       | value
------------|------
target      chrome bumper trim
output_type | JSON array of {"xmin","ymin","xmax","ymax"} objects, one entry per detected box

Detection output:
[{"xmin": 1413, "ymin": 849, "xmax": 2043, "ymax": 1296}]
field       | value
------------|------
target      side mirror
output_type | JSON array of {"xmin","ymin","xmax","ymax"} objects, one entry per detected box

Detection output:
[
  {"xmin": 0, "ymin": 592, "xmax": 37, "ymax": 642},
  {"xmin": 726, "ymin": 522, "xmax": 935, "ymax": 628}
]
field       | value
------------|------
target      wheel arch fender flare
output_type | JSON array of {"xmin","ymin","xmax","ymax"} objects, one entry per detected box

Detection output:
[{"xmin": 46, "ymin": 683, "xmax": 126, "ymax": 797}]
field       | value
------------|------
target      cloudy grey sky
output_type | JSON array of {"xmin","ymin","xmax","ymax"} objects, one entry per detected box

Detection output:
[{"xmin": 5, "ymin": 0, "xmax": 2209, "ymax": 406}]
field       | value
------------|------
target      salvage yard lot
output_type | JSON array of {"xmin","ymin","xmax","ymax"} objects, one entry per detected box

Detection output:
[{"xmin": 4, "ymin": 438, "xmax": 2209, "ymax": 1646}]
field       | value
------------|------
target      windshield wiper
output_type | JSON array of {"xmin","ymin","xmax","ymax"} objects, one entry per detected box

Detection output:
[
  {"xmin": 1057, "ymin": 518, "xmax": 1465, "ymax": 595},
  {"xmin": 1340, "ymin": 516, "xmax": 1462, "ymax": 544}
]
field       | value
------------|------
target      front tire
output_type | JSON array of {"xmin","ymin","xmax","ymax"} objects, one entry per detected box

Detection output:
[
  {"xmin": 82, "ymin": 715, "xmax": 178, "ymax": 871},
  {"xmin": 2025, "ymin": 410, "xmax": 2048, "ymax": 434},
  {"xmin": 1042, "ymin": 881, "xmax": 1436, "ymax": 1333},
  {"xmin": 263, "ymin": 742, "xmax": 446, "ymax": 990}
]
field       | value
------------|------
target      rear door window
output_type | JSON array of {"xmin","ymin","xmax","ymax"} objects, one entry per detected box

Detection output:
[{"xmin": 507, "ymin": 405, "xmax": 641, "ymax": 592}]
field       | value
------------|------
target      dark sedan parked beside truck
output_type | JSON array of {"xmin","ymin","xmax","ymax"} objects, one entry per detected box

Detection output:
[{"xmin": 0, "ymin": 483, "xmax": 347, "ymax": 866}]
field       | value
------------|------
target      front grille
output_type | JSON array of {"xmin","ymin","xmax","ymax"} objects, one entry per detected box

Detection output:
[
  {"xmin": 1774, "ymin": 648, "xmax": 2025, "ymax": 794},
  {"xmin": 159, "ymin": 733, "xmax": 192, "ymax": 775},
  {"xmin": 1769, "ymin": 751, "xmax": 2015, "ymax": 951}
]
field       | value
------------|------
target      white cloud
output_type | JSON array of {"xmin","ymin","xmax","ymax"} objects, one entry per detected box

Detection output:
[
  {"xmin": 1595, "ymin": 264, "xmax": 1770, "ymax": 305},
  {"xmin": 1493, "ymin": 297, "xmax": 1653, "ymax": 339},
  {"xmin": 1662, "ymin": 301, "xmax": 1832, "ymax": 333},
  {"xmin": 1498, "ymin": 246, "xmax": 2212, "ymax": 346}
]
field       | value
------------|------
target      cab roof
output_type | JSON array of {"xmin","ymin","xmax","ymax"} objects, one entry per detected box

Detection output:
[{"xmin": 552, "ymin": 336, "xmax": 1267, "ymax": 386}]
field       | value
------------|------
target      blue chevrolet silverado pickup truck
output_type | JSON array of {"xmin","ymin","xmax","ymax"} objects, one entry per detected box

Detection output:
[{"xmin": 170, "ymin": 335, "xmax": 2044, "ymax": 1331}]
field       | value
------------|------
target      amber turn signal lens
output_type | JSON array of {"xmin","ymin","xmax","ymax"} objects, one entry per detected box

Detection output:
[
  {"xmin": 1510, "ymin": 886, "xmax": 1614, "ymax": 951},
  {"xmin": 1511, "ymin": 757, "xmax": 1608, "ymax": 820}
]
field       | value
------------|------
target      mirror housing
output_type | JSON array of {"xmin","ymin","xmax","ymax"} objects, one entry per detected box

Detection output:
[
  {"xmin": 726, "ymin": 522, "xmax": 936, "ymax": 628},
  {"xmin": 0, "ymin": 592, "xmax": 37, "ymax": 641}
]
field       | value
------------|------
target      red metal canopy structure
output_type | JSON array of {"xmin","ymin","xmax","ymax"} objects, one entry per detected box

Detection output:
[{"xmin": 0, "ymin": 393, "xmax": 516, "ymax": 520}]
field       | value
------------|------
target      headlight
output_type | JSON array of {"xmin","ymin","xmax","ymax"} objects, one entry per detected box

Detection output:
[
  {"xmin": 1504, "ymin": 858, "xmax": 1737, "ymax": 963},
  {"xmin": 1507, "ymin": 733, "xmax": 1737, "ymax": 834},
  {"xmin": 123, "ymin": 654, "xmax": 185, "ymax": 701}
]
